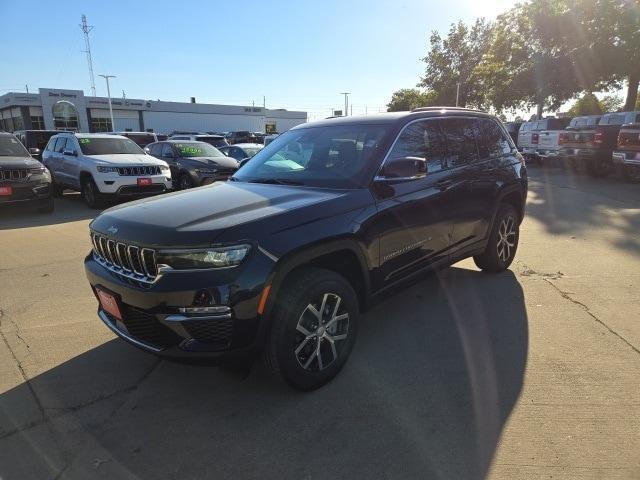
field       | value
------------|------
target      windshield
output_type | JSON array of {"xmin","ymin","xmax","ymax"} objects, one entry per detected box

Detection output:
[
  {"xmin": 195, "ymin": 136, "xmax": 227, "ymax": 147},
  {"xmin": 0, "ymin": 136, "xmax": 30, "ymax": 158},
  {"xmin": 27, "ymin": 131, "xmax": 57, "ymax": 150},
  {"xmin": 78, "ymin": 137, "xmax": 144, "ymax": 155},
  {"xmin": 174, "ymin": 142, "xmax": 224, "ymax": 157},
  {"xmin": 232, "ymin": 125, "xmax": 389, "ymax": 188},
  {"xmin": 123, "ymin": 134, "xmax": 155, "ymax": 147}
]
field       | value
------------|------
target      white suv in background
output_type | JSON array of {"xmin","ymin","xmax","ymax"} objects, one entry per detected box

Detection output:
[{"xmin": 42, "ymin": 133, "xmax": 172, "ymax": 208}]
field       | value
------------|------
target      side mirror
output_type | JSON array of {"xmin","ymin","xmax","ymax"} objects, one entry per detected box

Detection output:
[
  {"xmin": 29, "ymin": 147, "xmax": 41, "ymax": 156},
  {"xmin": 377, "ymin": 156, "xmax": 427, "ymax": 180},
  {"xmin": 63, "ymin": 149, "xmax": 77, "ymax": 157},
  {"xmin": 238, "ymin": 158, "xmax": 251, "ymax": 168}
]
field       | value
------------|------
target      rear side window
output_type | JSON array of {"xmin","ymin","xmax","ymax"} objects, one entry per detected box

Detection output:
[
  {"xmin": 161, "ymin": 143, "xmax": 175, "ymax": 157},
  {"xmin": 149, "ymin": 143, "xmax": 163, "ymax": 156},
  {"xmin": 387, "ymin": 120, "xmax": 447, "ymax": 174},
  {"xmin": 477, "ymin": 119, "xmax": 512, "ymax": 158},
  {"xmin": 442, "ymin": 118, "xmax": 479, "ymax": 166}
]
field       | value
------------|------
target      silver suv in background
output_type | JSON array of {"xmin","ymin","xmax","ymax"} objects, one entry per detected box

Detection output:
[
  {"xmin": 517, "ymin": 117, "xmax": 571, "ymax": 161},
  {"xmin": 42, "ymin": 133, "xmax": 172, "ymax": 208}
]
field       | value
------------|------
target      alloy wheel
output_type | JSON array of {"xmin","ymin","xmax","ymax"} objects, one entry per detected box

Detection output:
[
  {"xmin": 84, "ymin": 182, "xmax": 95, "ymax": 206},
  {"xmin": 496, "ymin": 215, "xmax": 516, "ymax": 263},
  {"xmin": 294, "ymin": 293, "xmax": 349, "ymax": 372}
]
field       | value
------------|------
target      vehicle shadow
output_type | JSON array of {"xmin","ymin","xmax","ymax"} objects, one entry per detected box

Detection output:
[
  {"xmin": 0, "ymin": 267, "xmax": 527, "ymax": 480},
  {"xmin": 0, "ymin": 193, "xmax": 98, "ymax": 230},
  {"xmin": 525, "ymin": 164, "xmax": 640, "ymax": 256}
]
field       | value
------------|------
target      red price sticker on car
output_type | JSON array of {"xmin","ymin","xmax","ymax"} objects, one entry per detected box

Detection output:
[
  {"xmin": 137, "ymin": 178, "xmax": 152, "ymax": 186},
  {"xmin": 96, "ymin": 287, "xmax": 123, "ymax": 320},
  {"xmin": 0, "ymin": 186, "xmax": 12, "ymax": 196}
]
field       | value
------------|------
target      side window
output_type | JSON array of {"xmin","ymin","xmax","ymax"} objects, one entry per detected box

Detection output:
[
  {"xmin": 54, "ymin": 137, "xmax": 67, "ymax": 153},
  {"xmin": 64, "ymin": 137, "xmax": 77, "ymax": 154},
  {"xmin": 45, "ymin": 137, "xmax": 56, "ymax": 151},
  {"xmin": 386, "ymin": 120, "xmax": 447, "ymax": 174},
  {"xmin": 442, "ymin": 118, "xmax": 479, "ymax": 167},
  {"xmin": 477, "ymin": 119, "xmax": 511, "ymax": 158},
  {"xmin": 161, "ymin": 143, "xmax": 175, "ymax": 158},
  {"xmin": 150, "ymin": 143, "xmax": 163, "ymax": 156}
]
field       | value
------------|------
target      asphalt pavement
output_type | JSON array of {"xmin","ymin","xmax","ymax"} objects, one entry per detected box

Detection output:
[{"xmin": 1, "ymin": 167, "xmax": 639, "ymax": 480}]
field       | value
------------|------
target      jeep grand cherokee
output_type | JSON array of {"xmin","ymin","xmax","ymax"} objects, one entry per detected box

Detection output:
[{"xmin": 84, "ymin": 108, "xmax": 527, "ymax": 390}]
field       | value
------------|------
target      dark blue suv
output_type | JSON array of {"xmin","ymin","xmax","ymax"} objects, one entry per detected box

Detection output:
[{"xmin": 85, "ymin": 107, "xmax": 527, "ymax": 390}]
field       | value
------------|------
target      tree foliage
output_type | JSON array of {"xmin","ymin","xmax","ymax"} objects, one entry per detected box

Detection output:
[
  {"xmin": 418, "ymin": 19, "xmax": 493, "ymax": 108},
  {"xmin": 566, "ymin": 92, "xmax": 623, "ymax": 116},
  {"xmin": 387, "ymin": 88, "xmax": 437, "ymax": 112}
]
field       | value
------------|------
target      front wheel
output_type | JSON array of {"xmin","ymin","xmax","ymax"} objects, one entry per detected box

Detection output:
[
  {"xmin": 474, "ymin": 203, "xmax": 520, "ymax": 273},
  {"xmin": 82, "ymin": 176, "xmax": 106, "ymax": 209},
  {"xmin": 265, "ymin": 267, "xmax": 359, "ymax": 391},
  {"xmin": 178, "ymin": 172, "xmax": 195, "ymax": 190}
]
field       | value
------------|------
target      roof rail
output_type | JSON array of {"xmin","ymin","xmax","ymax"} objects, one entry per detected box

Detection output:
[{"xmin": 410, "ymin": 106, "xmax": 485, "ymax": 113}]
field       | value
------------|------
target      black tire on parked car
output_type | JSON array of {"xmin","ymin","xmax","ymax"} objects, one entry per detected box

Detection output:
[
  {"xmin": 265, "ymin": 267, "xmax": 359, "ymax": 391},
  {"xmin": 36, "ymin": 196, "xmax": 54, "ymax": 214},
  {"xmin": 82, "ymin": 176, "xmax": 106, "ymax": 209},
  {"xmin": 50, "ymin": 170, "xmax": 64, "ymax": 197},
  {"xmin": 178, "ymin": 172, "xmax": 195, "ymax": 190},
  {"xmin": 474, "ymin": 203, "xmax": 520, "ymax": 273},
  {"xmin": 587, "ymin": 157, "xmax": 613, "ymax": 177}
]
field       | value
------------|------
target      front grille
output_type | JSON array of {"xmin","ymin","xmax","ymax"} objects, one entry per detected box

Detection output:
[
  {"xmin": 117, "ymin": 166, "xmax": 161, "ymax": 176},
  {"xmin": 0, "ymin": 169, "xmax": 28, "ymax": 181},
  {"xmin": 117, "ymin": 184, "xmax": 166, "ymax": 196},
  {"xmin": 91, "ymin": 232, "xmax": 157, "ymax": 283},
  {"xmin": 183, "ymin": 317, "xmax": 233, "ymax": 348},
  {"xmin": 104, "ymin": 306, "xmax": 181, "ymax": 349}
]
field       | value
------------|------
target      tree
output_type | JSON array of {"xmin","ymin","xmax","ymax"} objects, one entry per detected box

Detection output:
[
  {"xmin": 418, "ymin": 19, "xmax": 494, "ymax": 108},
  {"xmin": 600, "ymin": 94, "xmax": 623, "ymax": 113},
  {"xmin": 568, "ymin": 93, "xmax": 603, "ymax": 116},
  {"xmin": 387, "ymin": 88, "xmax": 437, "ymax": 112}
]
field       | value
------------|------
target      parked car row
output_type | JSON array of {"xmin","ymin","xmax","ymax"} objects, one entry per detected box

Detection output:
[{"xmin": 508, "ymin": 110, "xmax": 640, "ymax": 181}]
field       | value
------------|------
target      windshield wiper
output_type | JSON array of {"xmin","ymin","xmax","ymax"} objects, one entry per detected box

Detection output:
[{"xmin": 247, "ymin": 178, "xmax": 305, "ymax": 186}]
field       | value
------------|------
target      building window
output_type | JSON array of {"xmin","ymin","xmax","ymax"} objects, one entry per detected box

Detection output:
[
  {"xmin": 90, "ymin": 118, "xmax": 112, "ymax": 132},
  {"xmin": 31, "ymin": 116, "xmax": 45, "ymax": 130},
  {"xmin": 52, "ymin": 101, "xmax": 79, "ymax": 130}
]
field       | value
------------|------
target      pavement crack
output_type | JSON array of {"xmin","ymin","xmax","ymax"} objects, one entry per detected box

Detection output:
[{"xmin": 544, "ymin": 278, "xmax": 640, "ymax": 356}]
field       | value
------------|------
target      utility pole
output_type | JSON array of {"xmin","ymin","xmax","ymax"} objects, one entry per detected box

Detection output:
[
  {"xmin": 340, "ymin": 92, "xmax": 350, "ymax": 116},
  {"xmin": 80, "ymin": 15, "xmax": 97, "ymax": 97},
  {"xmin": 350, "ymin": 104, "xmax": 353, "ymax": 116},
  {"xmin": 263, "ymin": 96, "xmax": 266, "ymax": 109},
  {"xmin": 25, "ymin": 85, "xmax": 29, "ymax": 93},
  {"xmin": 99, "ymin": 74, "xmax": 116, "ymax": 132},
  {"xmin": 456, "ymin": 82, "xmax": 461, "ymax": 107}
]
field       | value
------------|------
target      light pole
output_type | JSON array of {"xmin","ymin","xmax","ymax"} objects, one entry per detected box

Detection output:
[
  {"xmin": 340, "ymin": 92, "xmax": 350, "ymax": 116},
  {"xmin": 99, "ymin": 74, "xmax": 116, "ymax": 131},
  {"xmin": 456, "ymin": 82, "xmax": 461, "ymax": 107}
]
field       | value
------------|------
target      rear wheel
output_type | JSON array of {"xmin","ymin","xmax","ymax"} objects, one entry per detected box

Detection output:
[
  {"xmin": 474, "ymin": 203, "xmax": 520, "ymax": 273},
  {"xmin": 265, "ymin": 267, "xmax": 358, "ymax": 391},
  {"xmin": 82, "ymin": 176, "xmax": 106, "ymax": 209},
  {"xmin": 178, "ymin": 172, "xmax": 195, "ymax": 190},
  {"xmin": 587, "ymin": 157, "xmax": 613, "ymax": 177}
]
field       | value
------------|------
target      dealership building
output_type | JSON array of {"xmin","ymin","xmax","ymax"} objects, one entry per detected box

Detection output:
[{"xmin": 0, "ymin": 88, "xmax": 307, "ymax": 135}]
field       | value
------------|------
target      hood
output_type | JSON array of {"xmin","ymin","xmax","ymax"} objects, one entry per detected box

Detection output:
[
  {"xmin": 88, "ymin": 153, "xmax": 166, "ymax": 166},
  {"xmin": 0, "ymin": 156, "xmax": 43, "ymax": 169},
  {"xmin": 182, "ymin": 156, "xmax": 238, "ymax": 169},
  {"xmin": 90, "ymin": 181, "xmax": 352, "ymax": 246}
]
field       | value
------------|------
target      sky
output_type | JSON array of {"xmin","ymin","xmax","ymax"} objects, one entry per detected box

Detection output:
[{"xmin": 1, "ymin": 0, "xmax": 519, "ymax": 121}]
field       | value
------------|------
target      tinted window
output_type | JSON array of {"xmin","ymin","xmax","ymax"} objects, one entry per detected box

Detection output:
[
  {"xmin": 386, "ymin": 120, "xmax": 447, "ymax": 174},
  {"xmin": 477, "ymin": 119, "xmax": 512, "ymax": 158},
  {"xmin": 161, "ymin": 143, "xmax": 175, "ymax": 158},
  {"xmin": 442, "ymin": 118, "xmax": 479, "ymax": 166},
  {"xmin": 0, "ymin": 136, "xmax": 30, "ymax": 158},
  {"xmin": 53, "ymin": 137, "xmax": 67, "ymax": 153},
  {"xmin": 601, "ymin": 114, "xmax": 626, "ymax": 125},
  {"xmin": 149, "ymin": 143, "xmax": 163, "ymax": 156}
]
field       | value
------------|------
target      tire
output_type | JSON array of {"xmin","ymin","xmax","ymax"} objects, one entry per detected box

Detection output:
[
  {"xmin": 178, "ymin": 172, "xmax": 195, "ymax": 190},
  {"xmin": 623, "ymin": 165, "xmax": 640, "ymax": 183},
  {"xmin": 587, "ymin": 157, "xmax": 613, "ymax": 177},
  {"xmin": 82, "ymin": 176, "xmax": 106, "ymax": 209},
  {"xmin": 474, "ymin": 203, "xmax": 520, "ymax": 273},
  {"xmin": 36, "ymin": 197, "xmax": 54, "ymax": 214},
  {"xmin": 49, "ymin": 171, "xmax": 64, "ymax": 197},
  {"xmin": 264, "ymin": 267, "xmax": 359, "ymax": 391}
]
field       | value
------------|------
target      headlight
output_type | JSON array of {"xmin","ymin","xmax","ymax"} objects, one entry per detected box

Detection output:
[
  {"xmin": 157, "ymin": 244, "xmax": 250, "ymax": 270},
  {"xmin": 29, "ymin": 167, "xmax": 46, "ymax": 174},
  {"xmin": 159, "ymin": 164, "xmax": 170, "ymax": 172},
  {"xmin": 97, "ymin": 165, "xmax": 119, "ymax": 173}
]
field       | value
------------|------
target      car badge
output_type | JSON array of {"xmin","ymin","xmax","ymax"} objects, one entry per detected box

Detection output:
[{"xmin": 107, "ymin": 226, "xmax": 119, "ymax": 234}]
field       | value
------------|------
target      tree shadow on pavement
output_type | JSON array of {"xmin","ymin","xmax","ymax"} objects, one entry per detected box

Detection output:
[
  {"xmin": 525, "ymin": 164, "xmax": 640, "ymax": 256},
  {"xmin": 0, "ymin": 193, "xmax": 98, "ymax": 230},
  {"xmin": 0, "ymin": 267, "xmax": 528, "ymax": 480}
]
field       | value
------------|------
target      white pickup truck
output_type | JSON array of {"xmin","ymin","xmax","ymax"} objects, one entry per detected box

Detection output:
[
  {"xmin": 536, "ymin": 115, "xmax": 601, "ymax": 163},
  {"xmin": 517, "ymin": 117, "xmax": 571, "ymax": 161}
]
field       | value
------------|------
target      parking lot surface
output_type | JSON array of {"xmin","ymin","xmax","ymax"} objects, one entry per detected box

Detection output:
[{"xmin": 1, "ymin": 167, "xmax": 639, "ymax": 480}]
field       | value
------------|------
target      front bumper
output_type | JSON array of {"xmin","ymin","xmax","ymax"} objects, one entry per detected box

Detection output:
[
  {"xmin": 536, "ymin": 148, "xmax": 562, "ymax": 159},
  {"xmin": 0, "ymin": 179, "xmax": 51, "ymax": 207},
  {"xmin": 613, "ymin": 150, "xmax": 640, "ymax": 166},
  {"xmin": 94, "ymin": 173, "xmax": 173, "ymax": 195},
  {"xmin": 84, "ymin": 248, "xmax": 275, "ymax": 359}
]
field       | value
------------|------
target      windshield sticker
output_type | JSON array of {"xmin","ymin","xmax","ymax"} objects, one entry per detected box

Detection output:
[
  {"xmin": 79, "ymin": 138, "xmax": 90, "ymax": 144},
  {"xmin": 176, "ymin": 145, "xmax": 204, "ymax": 156}
]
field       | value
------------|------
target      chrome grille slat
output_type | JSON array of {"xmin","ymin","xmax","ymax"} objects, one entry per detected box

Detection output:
[
  {"xmin": 0, "ymin": 169, "xmax": 28, "ymax": 181},
  {"xmin": 116, "ymin": 166, "xmax": 161, "ymax": 176},
  {"xmin": 91, "ymin": 233, "xmax": 157, "ymax": 284}
]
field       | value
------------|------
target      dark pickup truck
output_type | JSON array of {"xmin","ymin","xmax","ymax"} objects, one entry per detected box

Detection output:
[
  {"xmin": 559, "ymin": 111, "xmax": 640, "ymax": 177},
  {"xmin": 613, "ymin": 123, "xmax": 640, "ymax": 182}
]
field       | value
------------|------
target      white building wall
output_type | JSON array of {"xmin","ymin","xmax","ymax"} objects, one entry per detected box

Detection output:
[{"xmin": 143, "ymin": 111, "xmax": 264, "ymax": 134}]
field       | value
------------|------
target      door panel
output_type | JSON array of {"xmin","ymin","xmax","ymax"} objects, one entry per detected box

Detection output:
[{"xmin": 372, "ymin": 119, "xmax": 455, "ymax": 288}]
